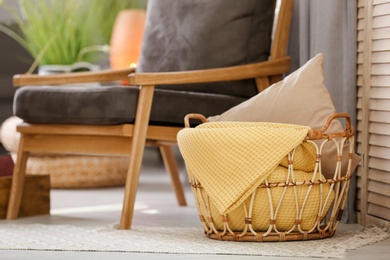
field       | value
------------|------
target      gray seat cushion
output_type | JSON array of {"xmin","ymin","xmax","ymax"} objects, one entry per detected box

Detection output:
[
  {"xmin": 14, "ymin": 85, "xmax": 246, "ymax": 126},
  {"xmin": 137, "ymin": 0, "xmax": 275, "ymax": 98}
]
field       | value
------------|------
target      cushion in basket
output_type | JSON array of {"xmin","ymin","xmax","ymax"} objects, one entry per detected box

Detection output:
[
  {"xmin": 13, "ymin": 85, "xmax": 245, "ymax": 126},
  {"xmin": 178, "ymin": 121, "xmax": 314, "ymax": 214},
  {"xmin": 137, "ymin": 0, "xmax": 275, "ymax": 98},
  {"xmin": 178, "ymin": 121, "xmax": 334, "ymax": 231},
  {"xmin": 208, "ymin": 54, "xmax": 360, "ymax": 178}
]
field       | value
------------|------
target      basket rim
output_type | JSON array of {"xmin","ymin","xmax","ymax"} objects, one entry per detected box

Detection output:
[{"xmin": 184, "ymin": 113, "xmax": 355, "ymax": 141}]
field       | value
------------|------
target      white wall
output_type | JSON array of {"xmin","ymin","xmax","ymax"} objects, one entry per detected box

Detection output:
[{"xmin": 0, "ymin": 0, "xmax": 19, "ymax": 22}]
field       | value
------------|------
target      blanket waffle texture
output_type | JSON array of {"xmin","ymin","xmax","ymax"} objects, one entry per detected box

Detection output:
[{"xmin": 177, "ymin": 122, "xmax": 311, "ymax": 214}]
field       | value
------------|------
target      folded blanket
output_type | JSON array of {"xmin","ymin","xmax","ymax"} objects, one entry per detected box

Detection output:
[{"xmin": 177, "ymin": 122, "xmax": 311, "ymax": 214}]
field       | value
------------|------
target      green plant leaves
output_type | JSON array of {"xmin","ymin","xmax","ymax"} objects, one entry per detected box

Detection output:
[{"xmin": 0, "ymin": 0, "xmax": 147, "ymax": 65}]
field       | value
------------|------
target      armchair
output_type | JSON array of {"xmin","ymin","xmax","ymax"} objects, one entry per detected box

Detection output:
[{"xmin": 7, "ymin": 0, "xmax": 293, "ymax": 230}]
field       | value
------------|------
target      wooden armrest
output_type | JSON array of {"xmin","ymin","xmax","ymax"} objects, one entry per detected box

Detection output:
[
  {"xmin": 13, "ymin": 68, "xmax": 135, "ymax": 87},
  {"xmin": 128, "ymin": 57, "xmax": 290, "ymax": 85}
]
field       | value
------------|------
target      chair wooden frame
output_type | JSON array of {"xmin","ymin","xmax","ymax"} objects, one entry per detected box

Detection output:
[{"xmin": 6, "ymin": 0, "xmax": 293, "ymax": 230}]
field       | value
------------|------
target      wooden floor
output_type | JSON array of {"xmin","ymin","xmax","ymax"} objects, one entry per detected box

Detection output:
[{"xmin": 0, "ymin": 147, "xmax": 389, "ymax": 259}]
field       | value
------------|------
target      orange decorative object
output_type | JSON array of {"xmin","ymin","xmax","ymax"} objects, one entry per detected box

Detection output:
[{"xmin": 110, "ymin": 9, "xmax": 146, "ymax": 72}]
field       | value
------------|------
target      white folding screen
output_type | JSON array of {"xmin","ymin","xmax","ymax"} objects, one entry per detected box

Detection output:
[{"xmin": 357, "ymin": 0, "xmax": 390, "ymax": 225}]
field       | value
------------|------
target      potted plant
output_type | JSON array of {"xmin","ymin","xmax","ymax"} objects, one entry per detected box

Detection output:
[{"xmin": 0, "ymin": 0, "xmax": 147, "ymax": 74}]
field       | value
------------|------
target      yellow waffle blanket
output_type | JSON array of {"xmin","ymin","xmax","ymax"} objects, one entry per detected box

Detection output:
[{"xmin": 177, "ymin": 122, "xmax": 314, "ymax": 215}]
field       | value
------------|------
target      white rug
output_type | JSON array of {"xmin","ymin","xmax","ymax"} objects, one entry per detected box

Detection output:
[{"xmin": 0, "ymin": 224, "xmax": 389, "ymax": 258}]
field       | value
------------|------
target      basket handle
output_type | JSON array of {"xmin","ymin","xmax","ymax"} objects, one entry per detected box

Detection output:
[
  {"xmin": 184, "ymin": 113, "xmax": 354, "ymax": 140},
  {"xmin": 184, "ymin": 113, "xmax": 208, "ymax": 128},
  {"xmin": 306, "ymin": 113, "xmax": 354, "ymax": 140}
]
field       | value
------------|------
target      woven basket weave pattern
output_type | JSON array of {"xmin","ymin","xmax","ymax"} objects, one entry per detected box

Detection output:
[
  {"xmin": 179, "ymin": 122, "xmax": 311, "ymax": 214},
  {"xmin": 22, "ymin": 155, "xmax": 128, "ymax": 188},
  {"xmin": 178, "ymin": 115, "xmax": 354, "ymax": 242},
  {"xmin": 1, "ymin": 116, "xmax": 128, "ymax": 188}
]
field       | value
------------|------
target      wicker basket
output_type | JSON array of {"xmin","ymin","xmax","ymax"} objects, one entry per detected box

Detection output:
[
  {"xmin": 1, "ymin": 116, "xmax": 128, "ymax": 188},
  {"xmin": 178, "ymin": 113, "xmax": 355, "ymax": 242}
]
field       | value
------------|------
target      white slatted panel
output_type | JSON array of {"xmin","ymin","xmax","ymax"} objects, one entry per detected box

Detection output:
[
  {"xmin": 357, "ymin": 0, "xmax": 390, "ymax": 224},
  {"xmin": 369, "ymin": 1, "xmax": 390, "ymax": 221},
  {"xmin": 356, "ymin": 0, "xmax": 365, "ymax": 224}
]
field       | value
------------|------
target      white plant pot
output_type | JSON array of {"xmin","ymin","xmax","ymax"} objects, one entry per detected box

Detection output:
[
  {"xmin": 38, "ymin": 62, "xmax": 101, "ymax": 87},
  {"xmin": 38, "ymin": 61, "xmax": 100, "ymax": 75}
]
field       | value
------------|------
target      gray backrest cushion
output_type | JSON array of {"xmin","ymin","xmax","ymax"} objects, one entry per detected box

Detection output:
[{"xmin": 137, "ymin": 0, "xmax": 275, "ymax": 98}]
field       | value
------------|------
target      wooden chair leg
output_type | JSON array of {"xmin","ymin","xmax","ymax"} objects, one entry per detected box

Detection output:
[
  {"xmin": 159, "ymin": 145, "xmax": 187, "ymax": 206},
  {"xmin": 255, "ymin": 76, "xmax": 271, "ymax": 92},
  {"xmin": 6, "ymin": 135, "xmax": 29, "ymax": 220},
  {"xmin": 119, "ymin": 85, "xmax": 155, "ymax": 230},
  {"xmin": 270, "ymin": 75, "xmax": 283, "ymax": 85}
]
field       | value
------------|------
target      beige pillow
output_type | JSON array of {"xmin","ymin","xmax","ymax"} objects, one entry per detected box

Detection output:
[{"xmin": 208, "ymin": 54, "xmax": 360, "ymax": 178}]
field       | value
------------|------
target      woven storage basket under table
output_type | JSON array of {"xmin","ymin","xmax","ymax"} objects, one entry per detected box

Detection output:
[{"xmin": 177, "ymin": 113, "xmax": 355, "ymax": 242}]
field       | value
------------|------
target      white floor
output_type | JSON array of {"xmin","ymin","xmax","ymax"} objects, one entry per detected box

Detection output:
[{"xmin": 0, "ymin": 148, "xmax": 389, "ymax": 259}]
